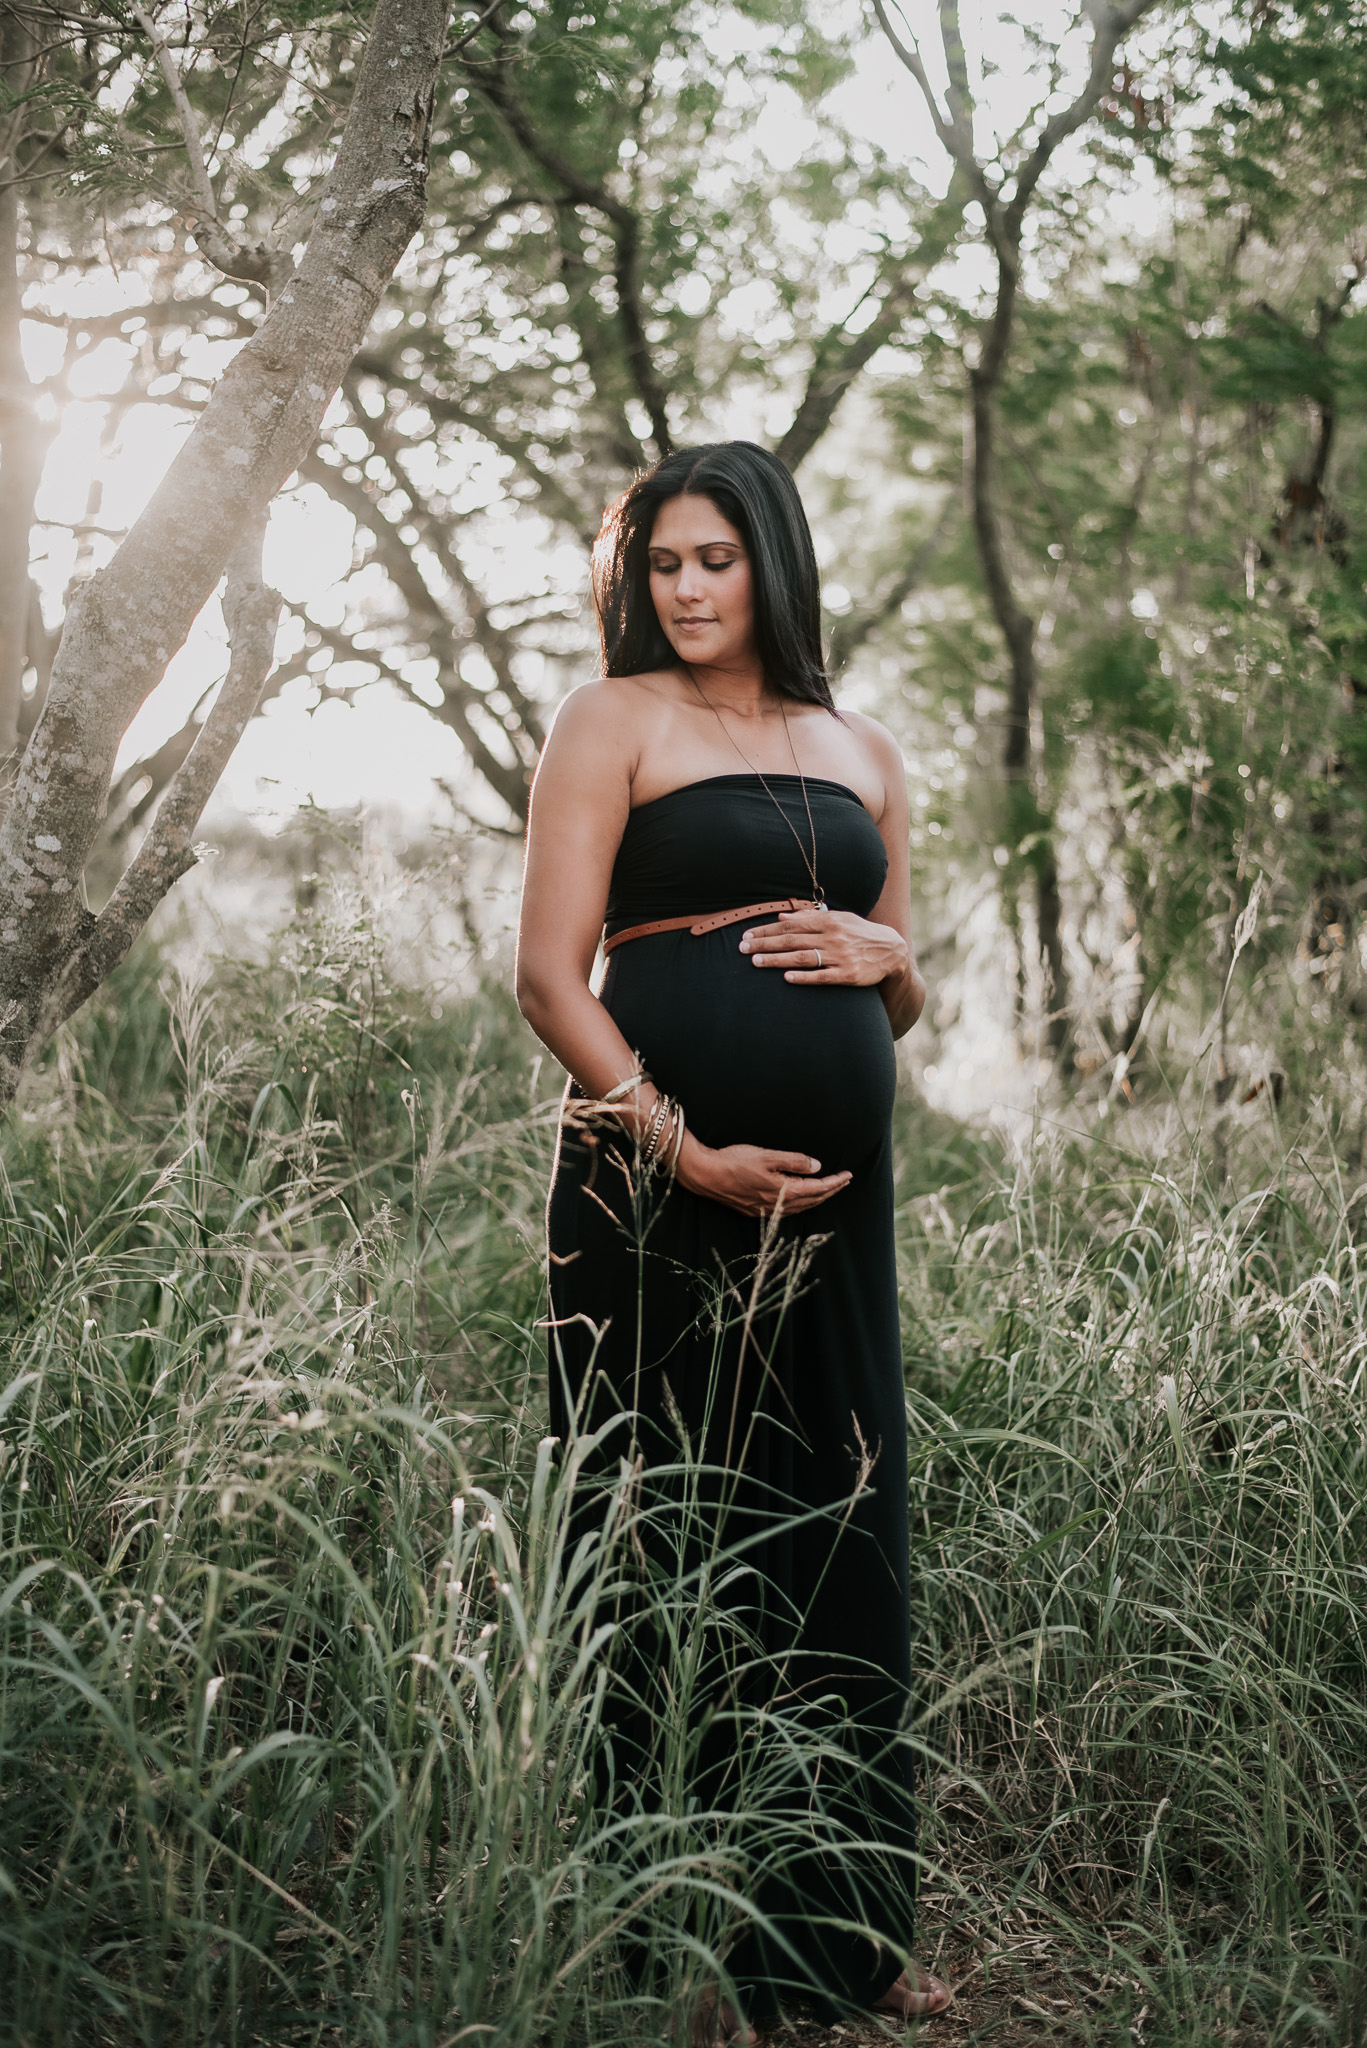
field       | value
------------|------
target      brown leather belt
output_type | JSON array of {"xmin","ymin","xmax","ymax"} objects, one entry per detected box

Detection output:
[{"xmin": 602, "ymin": 897, "xmax": 819, "ymax": 956}]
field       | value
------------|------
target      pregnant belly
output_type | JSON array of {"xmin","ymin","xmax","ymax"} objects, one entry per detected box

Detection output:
[{"xmin": 603, "ymin": 928, "xmax": 897, "ymax": 1171}]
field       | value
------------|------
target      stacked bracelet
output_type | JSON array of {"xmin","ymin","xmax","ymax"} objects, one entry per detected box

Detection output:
[
  {"xmin": 640, "ymin": 1092, "xmax": 672, "ymax": 1167},
  {"xmin": 639, "ymin": 1093, "xmax": 687, "ymax": 1177},
  {"xmin": 582, "ymin": 1068, "xmax": 684, "ymax": 1178},
  {"xmin": 601, "ymin": 1069, "xmax": 648, "ymax": 1105},
  {"xmin": 666, "ymin": 1099, "xmax": 687, "ymax": 1175}
]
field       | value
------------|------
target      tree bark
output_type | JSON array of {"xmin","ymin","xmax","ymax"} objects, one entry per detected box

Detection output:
[
  {"xmin": 18, "ymin": 582, "xmax": 55, "ymax": 746},
  {"xmin": 969, "ymin": 247, "xmax": 1068, "ymax": 1043},
  {"xmin": 0, "ymin": 0, "xmax": 450, "ymax": 1108},
  {"xmin": 52, "ymin": 517, "xmax": 281, "ymax": 1029},
  {"xmin": 0, "ymin": 11, "xmax": 49, "ymax": 767}
]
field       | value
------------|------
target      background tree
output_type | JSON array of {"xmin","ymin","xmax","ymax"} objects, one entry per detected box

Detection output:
[
  {"xmin": 1025, "ymin": 0, "xmax": 1367, "ymax": 1089},
  {"xmin": 872, "ymin": 0, "xmax": 1165, "ymax": 1050},
  {"xmin": 118, "ymin": 0, "xmax": 970, "ymax": 830},
  {"xmin": 8, "ymin": 0, "xmax": 1366, "ymax": 1106},
  {"xmin": 0, "ymin": 0, "xmax": 451, "ymax": 1107}
]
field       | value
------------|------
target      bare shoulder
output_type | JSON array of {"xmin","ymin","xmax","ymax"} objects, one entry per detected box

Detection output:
[
  {"xmin": 548, "ymin": 671, "xmax": 678, "ymax": 746},
  {"xmin": 841, "ymin": 709, "xmax": 907, "ymax": 812},
  {"xmin": 841, "ymin": 708, "xmax": 905, "ymax": 772},
  {"xmin": 546, "ymin": 675, "xmax": 631, "ymax": 739}
]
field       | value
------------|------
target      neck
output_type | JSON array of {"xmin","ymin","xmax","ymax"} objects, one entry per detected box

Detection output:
[{"xmin": 680, "ymin": 655, "xmax": 776, "ymax": 715}]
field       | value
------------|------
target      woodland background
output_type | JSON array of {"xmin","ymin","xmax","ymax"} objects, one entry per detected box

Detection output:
[{"xmin": 2, "ymin": 1, "xmax": 1366, "ymax": 2043}]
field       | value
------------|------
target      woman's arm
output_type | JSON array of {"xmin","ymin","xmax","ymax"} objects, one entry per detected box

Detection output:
[
  {"xmin": 516, "ymin": 687, "xmax": 853, "ymax": 1215},
  {"xmin": 865, "ymin": 723, "xmax": 926, "ymax": 1038},
  {"xmin": 736, "ymin": 719, "xmax": 927, "ymax": 1039},
  {"xmin": 515, "ymin": 683, "xmax": 644, "ymax": 1103}
]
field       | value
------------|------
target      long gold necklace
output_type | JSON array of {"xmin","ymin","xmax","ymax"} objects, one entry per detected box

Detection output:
[{"xmin": 685, "ymin": 668, "xmax": 825, "ymax": 905}]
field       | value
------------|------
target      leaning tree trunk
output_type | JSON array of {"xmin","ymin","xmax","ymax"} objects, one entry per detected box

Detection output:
[
  {"xmin": 0, "ymin": 0, "xmax": 449, "ymax": 1110},
  {"xmin": 0, "ymin": 178, "xmax": 48, "ymax": 764},
  {"xmin": 0, "ymin": 10, "xmax": 47, "ymax": 766}
]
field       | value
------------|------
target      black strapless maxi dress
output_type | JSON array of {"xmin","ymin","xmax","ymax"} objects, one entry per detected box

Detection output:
[{"xmin": 547, "ymin": 774, "xmax": 917, "ymax": 2018}]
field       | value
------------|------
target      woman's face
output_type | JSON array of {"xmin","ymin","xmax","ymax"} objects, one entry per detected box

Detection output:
[{"xmin": 647, "ymin": 493, "xmax": 755, "ymax": 670}]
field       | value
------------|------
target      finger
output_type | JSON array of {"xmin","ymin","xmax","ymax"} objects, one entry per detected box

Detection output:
[
  {"xmin": 764, "ymin": 1151, "xmax": 824, "ymax": 1175},
  {"xmin": 782, "ymin": 967, "xmax": 842, "ymax": 983},
  {"xmin": 752, "ymin": 947, "xmax": 833, "ymax": 970},
  {"xmin": 769, "ymin": 1171, "xmax": 852, "ymax": 1200},
  {"xmin": 761, "ymin": 1179, "xmax": 850, "ymax": 1213},
  {"xmin": 739, "ymin": 920, "xmax": 826, "ymax": 951}
]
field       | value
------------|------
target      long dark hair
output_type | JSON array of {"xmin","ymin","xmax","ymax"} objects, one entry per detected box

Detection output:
[{"xmin": 592, "ymin": 441, "xmax": 835, "ymax": 709}]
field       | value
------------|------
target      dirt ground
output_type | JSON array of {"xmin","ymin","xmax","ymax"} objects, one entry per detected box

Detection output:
[{"xmin": 761, "ymin": 1916, "xmax": 1103, "ymax": 2046}]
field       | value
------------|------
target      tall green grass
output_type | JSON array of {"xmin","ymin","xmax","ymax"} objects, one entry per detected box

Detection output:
[
  {"xmin": 2, "ymin": 914, "xmax": 1365, "ymax": 2044},
  {"xmin": 897, "ymin": 1126, "xmax": 1367, "ymax": 2041}
]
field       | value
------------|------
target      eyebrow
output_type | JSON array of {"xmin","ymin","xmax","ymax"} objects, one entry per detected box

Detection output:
[{"xmin": 648, "ymin": 539, "xmax": 743, "ymax": 552}]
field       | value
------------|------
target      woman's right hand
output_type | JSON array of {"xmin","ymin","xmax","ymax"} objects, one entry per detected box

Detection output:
[{"xmin": 676, "ymin": 1133, "xmax": 852, "ymax": 1216}]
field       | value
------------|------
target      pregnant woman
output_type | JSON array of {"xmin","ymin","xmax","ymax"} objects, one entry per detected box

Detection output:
[{"xmin": 516, "ymin": 441, "xmax": 949, "ymax": 2041}]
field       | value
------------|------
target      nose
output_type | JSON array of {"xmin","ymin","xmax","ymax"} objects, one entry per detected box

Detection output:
[{"xmin": 676, "ymin": 561, "xmax": 709, "ymax": 605}]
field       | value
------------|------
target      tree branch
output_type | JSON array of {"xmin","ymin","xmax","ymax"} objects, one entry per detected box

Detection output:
[
  {"xmin": 548, "ymin": 200, "xmax": 644, "ymax": 469},
  {"xmin": 775, "ymin": 182, "xmax": 969, "ymax": 471},
  {"xmin": 829, "ymin": 497, "xmax": 956, "ymax": 673},
  {"xmin": 873, "ymin": 0, "xmax": 1162, "ymax": 255},
  {"xmin": 22, "ymin": 295, "xmax": 265, "ymax": 344},
  {"xmin": 51, "ymin": 515, "xmax": 280, "ymax": 1025},
  {"xmin": 132, "ymin": 3, "xmax": 292, "ymax": 295},
  {"xmin": 870, "ymin": 0, "xmax": 992, "ymax": 215},
  {"xmin": 349, "ymin": 349, "xmax": 602, "ymax": 543},
  {"xmin": 1004, "ymin": 0, "xmax": 1161, "ymax": 232},
  {"xmin": 464, "ymin": 54, "xmax": 672, "ymax": 456},
  {"xmin": 302, "ymin": 449, "xmax": 534, "ymax": 818},
  {"xmin": 872, "ymin": 0, "xmax": 1168, "ymax": 1054},
  {"xmin": 937, "ymin": 0, "xmax": 975, "ymax": 133},
  {"xmin": 445, "ymin": 0, "xmax": 506, "ymax": 56},
  {"xmin": 353, "ymin": 389, "xmax": 546, "ymax": 748}
]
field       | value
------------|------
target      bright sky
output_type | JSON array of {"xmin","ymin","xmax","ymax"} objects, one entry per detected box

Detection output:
[{"xmin": 22, "ymin": 0, "xmax": 1175, "ymax": 835}]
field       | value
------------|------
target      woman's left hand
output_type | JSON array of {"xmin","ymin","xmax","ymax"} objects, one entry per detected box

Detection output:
[{"xmin": 738, "ymin": 907, "xmax": 909, "ymax": 986}]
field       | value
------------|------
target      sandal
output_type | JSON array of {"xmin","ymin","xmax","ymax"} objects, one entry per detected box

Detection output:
[{"xmin": 870, "ymin": 1963, "xmax": 954, "ymax": 2019}]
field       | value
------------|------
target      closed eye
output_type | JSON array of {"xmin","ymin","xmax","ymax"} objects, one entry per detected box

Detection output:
[{"xmin": 648, "ymin": 549, "xmax": 744, "ymax": 572}]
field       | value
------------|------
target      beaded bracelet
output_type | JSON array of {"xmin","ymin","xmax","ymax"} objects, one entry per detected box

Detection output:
[
  {"xmin": 665, "ymin": 1099, "xmax": 687, "ymax": 1176},
  {"xmin": 640, "ymin": 1094, "xmax": 688, "ymax": 1177},
  {"xmin": 640, "ymin": 1092, "xmax": 672, "ymax": 1167}
]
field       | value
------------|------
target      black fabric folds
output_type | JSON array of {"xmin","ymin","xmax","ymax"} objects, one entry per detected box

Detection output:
[{"xmin": 547, "ymin": 774, "xmax": 918, "ymax": 2019}]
